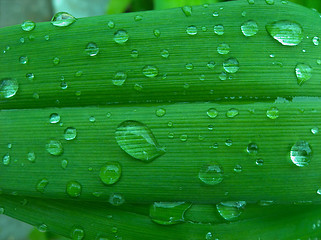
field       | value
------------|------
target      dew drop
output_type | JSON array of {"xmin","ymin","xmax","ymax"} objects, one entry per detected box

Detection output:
[
  {"xmin": 317, "ymin": 188, "xmax": 321, "ymax": 195},
  {"xmin": 37, "ymin": 224, "xmax": 48, "ymax": 233},
  {"xmin": 2, "ymin": 153, "xmax": 10, "ymax": 165},
  {"xmin": 115, "ymin": 120, "xmax": 165, "ymax": 162},
  {"xmin": 99, "ymin": 162, "xmax": 122, "ymax": 185},
  {"xmin": 295, "ymin": 63, "xmax": 312, "ymax": 86},
  {"xmin": 256, "ymin": 158, "xmax": 264, "ymax": 166},
  {"xmin": 226, "ymin": 108, "xmax": 239, "ymax": 118},
  {"xmin": 206, "ymin": 232, "xmax": 214, "ymax": 240},
  {"xmin": 114, "ymin": 30, "xmax": 129, "ymax": 44},
  {"xmin": 266, "ymin": 107, "xmax": 279, "ymax": 119},
  {"xmin": 219, "ymin": 72, "xmax": 227, "ymax": 81},
  {"xmin": 214, "ymin": 24, "xmax": 224, "ymax": 35},
  {"xmin": 143, "ymin": 65, "xmax": 158, "ymax": 78},
  {"xmin": 89, "ymin": 116, "xmax": 96, "ymax": 123},
  {"xmin": 199, "ymin": 162, "xmax": 224, "ymax": 185},
  {"xmin": 64, "ymin": 127, "xmax": 77, "ymax": 140},
  {"xmin": 248, "ymin": 0, "xmax": 255, "ymax": 4},
  {"xmin": 107, "ymin": 20, "xmax": 115, "ymax": 29},
  {"xmin": 313, "ymin": 36, "xmax": 320, "ymax": 46},
  {"xmin": 266, "ymin": 20, "xmax": 303, "ymax": 46},
  {"xmin": 153, "ymin": 29, "xmax": 161, "ymax": 38},
  {"xmin": 186, "ymin": 25, "xmax": 198, "ymax": 35},
  {"xmin": 113, "ymin": 72, "xmax": 127, "ymax": 86},
  {"xmin": 156, "ymin": 108, "xmax": 166, "ymax": 117},
  {"xmin": 66, "ymin": 181, "xmax": 82, "ymax": 198},
  {"xmin": 290, "ymin": 140, "xmax": 312, "ymax": 167},
  {"xmin": 71, "ymin": 227, "xmax": 85, "ymax": 240},
  {"xmin": 207, "ymin": 61, "xmax": 216, "ymax": 69},
  {"xmin": 149, "ymin": 202, "xmax": 191, "ymax": 225},
  {"xmin": 217, "ymin": 43, "xmax": 230, "ymax": 55},
  {"xmin": 225, "ymin": 139, "xmax": 233, "ymax": 147},
  {"xmin": 49, "ymin": 113, "xmax": 60, "ymax": 124},
  {"xmin": 247, "ymin": 143, "xmax": 258, "ymax": 155},
  {"xmin": 51, "ymin": 12, "xmax": 76, "ymax": 27},
  {"xmin": 241, "ymin": 20, "xmax": 258, "ymax": 37},
  {"xmin": 161, "ymin": 49, "xmax": 169, "ymax": 58},
  {"xmin": 134, "ymin": 15, "xmax": 143, "ymax": 21},
  {"xmin": 216, "ymin": 201, "xmax": 246, "ymax": 221},
  {"xmin": 109, "ymin": 193, "xmax": 125, "ymax": 206},
  {"xmin": 185, "ymin": 63, "xmax": 194, "ymax": 70},
  {"xmin": 36, "ymin": 178, "xmax": 49, "ymax": 193},
  {"xmin": 53, "ymin": 57, "xmax": 60, "ymax": 65},
  {"xmin": 182, "ymin": 6, "xmax": 192, "ymax": 17},
  {"xmin": 180, "ymin": 134, "xmax": 188, "ymax": 142},
  {"xmin": 85, "ymin": 42, "xmax": 99, "ymax": 56},
  {"xmin": 61, "ymin": 159, "xmax": 68, "ymax": 169},
  {"xmin": 131, "ymin": 49, "xmax": 139, "ymax": 58},
  {"xmin": 46, "ymin": 140, "xmax": 63, "ymax": 156},
  {"xmin": 26, "ymin": 73, "xmax": 35, "ymax": 81},
  {"xmin": 265, "ymin": 0, "xmax": 274, "ymax": 4},
  {"xmin": 21, "ymin": 20, "xmax": 35, "ymax": 31},
  {"xmin": 207, "ymin": 108, "xmax": 218, "ymax": 118},
  {"xmin": 27, "ymin": 152, "xmax": 36, "ymax": 162},
  {"xmin": 234, "ymin": 164, "xmax": 242, "ymax": 173},
  {"xmin": 223, "ymin": 58, "xmax": 239, "ymax": 73},
  {"xmin": 0, "ymin": 79, "xmax": 19, "ymax": 99},
  {"xmin": 311, "ymin": 127, "xmax": 319, "ymax": 135},
  {"xmin": 19, "ymin": 56, "xmax": 28, "ymax": 64}
]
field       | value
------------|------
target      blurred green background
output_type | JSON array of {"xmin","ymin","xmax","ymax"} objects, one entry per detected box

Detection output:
[{"xmin": 0, "ymin": 0, "xmax": 319, "ymax": 239}]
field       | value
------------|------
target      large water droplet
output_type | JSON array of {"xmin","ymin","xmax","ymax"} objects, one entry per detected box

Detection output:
[
  {"xmin": 143, "ymin": 65, "xmax": 158, "ymax": 78},
  {"xmin": 156, "ymin": 108, "xmax": 166, "ymax": 117},
  {"xmin": 149, "ymin": 202, "xmax": 191, "ymax": 225},
  {"xmin": 266, "ymin": 20, "xmax": 303, "ymax": 46},
  {"xmin": 64, "ymin": 127, "xmax": 77, "ymax": 140},
  {"xmin": 49, "ymin": 113, "xmax": 60, "ymax": 123},
  {"xmin": 46, "ymin": 140, "xmax": 63, "ymax": 156},
  {"xmin": 241, "ymin": 20, "xmax": 258, "ymax": 37},
  {"xmin": 21, "ymin": 20, "xmax": 35, "ymax": 32},
  {"xmin": 71, "ymin": 227, "xmax": 85, "ymax": 240},
  {"xmin": 247, "ymin": 143, "xmax": 258, "ymax": 155},
  {"xmin": 0, "ymin": 79, "xmax": 18, "ymax": 99},
  {"xmin": 207, "ymin": 108, "xmax": 218, "ymax": 118},
  {"xmin": 36, "ymin": 178, "xmax": 49, "ymax": 193},
  {"xmin": 214, "ymin": 24, "xmax": 224, "ymax": 35},
  {"xmin": 85, "ymin": 42, "xmax": 99, "ymax": 56},
  {"xmin": 295, "ymin": 63, "xmax": 312, "ymax": 86},
  {"xmin": 290, "ymin": 140, "xmax": 312, "ymax": 167},
  {"xmin": 217, "ymin": 43, "xmax": 230, "ymax": 55},
  {"xmin": 216, "ymin": 201, "xmax": 246, "ymax": 221},
  {"xmin": 226, "ymin": 108, "xmax": 239, "ymax": 118},
  {"xmin": 266, "ymin": 107, "xmax": 279, "ymax": 119},
  {"xmin": 114, "ymin": 30, "xmax": 129, "ymax": 44},
  {"xmin": 186, "ymin": 26, "xmax": 198, "ymax": 35},
  {"xmin": 199, "ymin": 163, "xmax": 224, "ymax": 185},
  {"xmin": 99, "ymin": 162, "xmax": 122, "ymax": 185},
  {"xmin": 115, "ymin": 120, "xmax": 165, "ymax": 162},
  {"xmin": 113, "ymin": 72, "xmax": 127, "ymax": 86},
  {"xmin": 66, "ymin": 181, "xmax": 82, "ymax": 198},
  {"xmin": 51, "ymin": 12, "xmax": 76, "ymax": 27},
  {"xmin": 223, "ymin": 58, "xmax": 239, "ymax": 73}
]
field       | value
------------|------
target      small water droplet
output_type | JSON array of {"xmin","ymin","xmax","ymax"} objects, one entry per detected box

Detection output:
[
  {"xmin": 26, "ymin": 73, "xmax": 35, "ymax": 81},
  {"xmin": 156, "ymin": 108, "xmax": 166, "ymax": 117},
  {"xmin": 234, "ymin": 165, "xmax": 242, "ymax": 173},
  {"xmin": 134, "ymin": 83, "xmax": 143, "ymax": 91},
  {"xmin": 114, "ymin": 30, "xmax": 129, "ymax": 44},
  {"xmin": 134, "ymin": 15, "xmax": 143, "ymax": 21},
  {"xmin": 247, "ymin": 143, "xmax": 258, "ymax": 155},
  {"xmin": 131, "ymin": 49, "xmax": 139, "ymax": 58},
  {"xmin": 61, "ymin": 159, "xmax": 68, "ymax": 169},
  {"xmin": 226, "ymin": 108, "xmax": 239, "ymax": 118},
  {"xmin": 19, "ymin": 56, "xmax": 28, "ymax": 64},
  {"xmin": 161, "ymin": 49, "xmax": 169, "ymax": 58},
  {"xmin": 317, "ymin": 188, "xmax": 321, "ymax": 195},
  {"xmin": 179, "ymin": 134, "xmax": 188, "ymax": 142},
  {"xmin": 182, "ymin": 6, "xmax": 192, "ymax": 17},
  {"xmin": 206, "ymin": 232, "xmax": 214, "ymax": 240},
  {"xmin": 213, "ymin": 12, "xmax": 219, "ymax": 17},
  {"xmin": 216, "ymin": 201, "xmax": 246, "ymax": 221},
  {"xmin": 225, "ymin": 139, "xmax": 233, "ymax": 147},
  {"xmin": 85, "ymin": 42, "xmax": 99, "ymax": 56},
  {"xmin": 37, "ymin": 224, "xmax": 48, "ymax": 233},
  {"xmin": 109, "ymin": 193, "xmax": 125, "ymax": 206},
  {"xmin": 266, "ymin": 20, "xmax": 303, "ymax": 46},
  {"xmin": 311, "ymin": 127, "xmax": 319, "ymax": 135},
  {"xmin": 207, "ymin": 61, "xmax": 216, "ymax": 69},
  {"xmin": 21, "ymin": 20, "xmax": 35, "ymax": 32},
  {"xmin": 64, "ymin": 127, "xmax": 77, "ymax": 140},
  {"xmin": 27, "ymin": 152, "xmax": 36, "ymax": 162},
  {"xmin": 51, "ymin": 12, "xmax": 76, "ymax": 27},
  {"xmin": 219, "ymin": 72, "xmax": 227, "ymax": 81},
  {"xmin": 66, "ymin": 181, "xmax": 82, "ymax": 198},
  {"xmin": 115, "ymin": 120, "xmax": 165, "ymax": 162},
  {"xmin": 185, "ymin": 63, "xmax": 194, "ymax": 70},
  {"xmin": 223, "ymin": 58, "xmax": 239, "ymax": 73},
  {"xmin": 20, "ymin": 37, "xmax": 25, "ymax": 44},
  {"xmin": 149, "ymin": 202, "xmax": 191, "ymax": 225},
  {"xmin": 0, "ymin": 79, "xmax": 19, "ymax": 99},
  {"xmin": 199, "ymin": 163, "xmax": 224, "ymax": 185},
  {"xmin": 44, "ymin": 35, "xmax": 50, "ymax": 40},
  {"xmin": 107, "ymin": 20, "xmax": 115, "ymax": 29},
  {"xmin": 99, "ymin": 162, "xmax": 122, "ymax": 185},
  {"xmin": 143, "ymin": 65, "xmax": 158, "ymax": 78},
  {"xmin": 36, "ymin": 178, "xmax": 49, "ymax": 193},
  {"xmin": 71, "ymin": 227, "xmax": 85, "ymax": 240},
  {"xmin": 265, "ymin": 0, "xmax": 274, "ymax": 4},
  {"xmin": 49, "ymin": 113, "xmax": 60, "ymax": 124},
  {"xmin": 2, "ymin": 153, "xmax": 10, "ymax": 165},
  {"xmin": 214, "ymin": 24, "xmax": 224, "ymax": 35},
  {"xmin": 295, "ymin": 63, "xmax": 312, "ymax": 86},
  {"xmin": 217, "ymin": 43, "xmax": 230, "ymax": 55},
  {"xmin": 313, "ymin": 36, "xmax": 320, "ymax": 46},
  {"xmin": 256, "ymin": 158, "xmax": 264, "ymax": 166},
  {"xmin": 186, "ymin": 25, "xmax": 198, "ymax": 35},
  {"xmin": 46, "ymin": 140, "xmax": 63, "ymax": 156},
  {"xmin": 266, "ymin": 107, "xmax": 279, "ymax": 119},
  {"xmin": 290, "ymin": 140, "xmax": 312, "ymax": 167},
  {"xmin": 53, "ymin": 57, "xmax": 60, "ymax": 65},
  {"xmin": 153, "ymin": 29, "xmax": 161, "ymax": 38},
  {"xmin": 113, "ymin": 72, "xmax": 127, "ymax": 86},
  {"xmin": 241, "ymin": 20, "xmax": 258, "ymax": 37},
  {"xmin": 207, "ymin": 108, "xmax": 218, "ymax": 118},
  {"xmin": 89, "ymin": 116, "xmax": 96, "ymax": 123}
]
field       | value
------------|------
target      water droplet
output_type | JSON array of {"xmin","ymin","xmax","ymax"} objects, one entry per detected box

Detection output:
[
  {"xmin": 66, "ymin": 181, "xmax": 82, "ymax": 198},
  {"xmin": 36, "ymin": 178, "xmax": 49, "ymax": 193},
  {"xmin": 217, "ymin": 43, "xmax": 230, "ymax": 55},
  {"xmin": 199, "ymin": 163, "xmax": 224, "ymax": 185},
  {"xmin": 182, "ymin": 6, "xmax": 192, "ymax": 17},
  {"xmin": 143, "ymin": 65, "xmax": 158, "ymax": 78},
  {"xmin": 60, "ymin": 81, "xmax": 68, "ymax": 90},
  {"xmin": 89, "ymin": 116, "xmax": 96, "ymax": 123},
  {"xmin": 295, "ymin": 63, "xmax": 312, "ymax": 86},
  {"xmin": 311, "ymin": 127, "xmax": 319, "ymax": 135},
  {"xmin": 109, "ymin": 193, "xmax": 125, "ymax": 206},
  {"xmin": 2, "ymin": 153, "xmax": 10, "ymax": 165},
  {"xmin": 266, "ymin": 20, "xmax": 303, "ymax": 46},
  {"xmin": 290, "ymin": 140, "xmax": 312, "ymax": 167},
  {"xmin": 131, "ymin": 49, "xmax": 139, "ymax": 58},
  {"xmin": 19, "ymin": 56, "xmax": 28, "ymax": 64},
  {"xmin": 266, "ymin": 107, "xmax": 279, "ymax": 119},
  {"xmin": 44, "ymin": 35, "xmax": 50, "ymax": 41},
  {"xmin": 20, "ymin": 37, "xmax": 25, "ymax": 43},
  {"xmin": 37, "ymin": 224, "xmax": 48, "ymax": 233},
  {"xmin": 216, "ymin": 201, "xmax": 246, "ymax": 221},
  {"xmin": 186, "ymin": 25, "xmax": 197, "ymax": 35},
  {"xmin": 153, "ymin": 29, "xmax": 161, "ymax": 38},
  {"xmin": 247, "ymin": 143, "xmax": 258, "ymax": 155},
  {"xmin": 26, "ymin": 73, "xmax": 35, "ymax": 81},
  {"xmin": 207, "ymin": 108, "xmax": 218, "ymax": 118},
  {"xmin": 156, "ymin": 108, "xmax": 166, "ymax": 117},
  {"xmin": 225, "ymin": 139, "xmax": 233, "ymax": 147},
  {"xmin": 115, "ymin": 120, "xmax": 165, "ymax": 162},
  {"xmin": 114, "ymin": 30, "xmax": 129, "ymax": 44},
  {"xmin": 234, "ymin": 165, "xmax": 242, "ymax": 173},
  {"xmin": 214, "ymin": 24, "xmax": 224, "ymax": 35},
  {"xmin": 161, "ymin": 49, "xmax": 169, "ymax": 58},
  {"xmin": 206, "ymin": 232, "xmax": 214, "ymax": 240},
  {"xmin": 256, "ymin": 158, "xmax": 264, "ymax": 166},
  {"xmin": 317, "ymin": 188, "xmax": 321, "ymax": 195},
  {"xmin": 134, "ymin": 15, "xmax": 143, "ymax": 21},
  {"xmin": 219, "ymin": 72, "xmax": 227, "ymax": 81},
  {"xmin": 207, "ymin": 61, "xmax": 216, "ymax": 69},
  {"xmin": 313, "ymin": 36, "xmax": 320, "ymax": 46},
  {"xmin": 64, "ymin": 127, "xmax": 77, "ymax": 140},
  {"xmin": 61, "ymin": 159, "xmax": 68, "ymax": 169},
  {"xmin": 226, "ymin": 108, "xmax": 239, "ymax": 118},
  {"xmin": 0, "ymin": 79, "xmax": 19, "ymax": 99},
  {"xmin": 53, "ymin": 57, "xmax": 60, "ymax": 65},
  {"xmin": 71, "ymin": 227, "xmax": 85, "ymax": 240},
  {"xmin": 134, "ymin": 83, "xmax": 143, "ymax": 91},
  {"xmin": 27, "ymin": 152, "xmax": 36, "ymax": 162},
  {"xmin": 179, "ymin": 134, "xmax": 188, "ymax": 142},
  {"xmin": 99, "ymin": 162, "xmax": 122, "ymax": 185},
  {"xmin": 46, "ymin": 140, "xmax": 63, "ymax": 156},
  {"xmin": 265, "ymin": 0, "xmax": 274, "ymax": 4},
  {"xmin": 49, "ymin": 113, "xmax": 60, "ymax": 124},
  {"xmin": 248, "ymin": 0, "xmax": 255, "ymax": 4},
  {"xmin": 112, "ymin": 72, "xmax": 127, "ymax": 86},
  {"xmin": 51, "ymin": 12, "xmax": 76, "ymax": 27},
  {"xmin": 213, "ymin": 12, "xmax": 219, "ymax": 17},
  {"xmin": 223, "ymin": 58, "xmax": 239, "ymax": 73},
  {"xmin": 107, "ymin": 20, "xmax": 115, "ymax": 29},
  {"xmin": 85, "ymin": 42, "xmax": 99, "ymax": 56},
  {"xmin": 241, "ymin": 20, "xmax": 258, "ymax": 37},
  {"xmin": 185, "ymin": 63, "xmax": 194, "ymax": 70},
  {"xmin": 21, "ymin": 20, "xmax": 35, "ymax": 32},
  {"xmin": 149, "ymin": 202, "xmax": 191, "ymax": 225}
]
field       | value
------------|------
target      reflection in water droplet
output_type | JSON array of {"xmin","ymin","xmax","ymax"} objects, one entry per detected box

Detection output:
[
  {"xmin": 114, "ymin": 30, "xmax": 129, "ymax": 44},
  {"xmin": 107, "ymin": 21, "xmax": 115, "ymax": 29},
  {"xmin": 266, "ymin": 20, "xmax": 303, "ymax": 46},
  {"xmin": 66, "ymin": 181, "xmax": 82, "ymax": 197},
  {"xmin": 223, "ymin": 58, "xmax": 239, "ymax": 73},
  {"xmin": 214, "ymin": 24, "xmax": 224, "ymax": 35},
  {"xmin": 49, "ymin": 113, "xmax": 60, "ymax": 123},
  {"xmin": 143, "ymin": 65, "xmax": 158, "ymax": 78},
  {"xmin": 266, "ymin": 107, "xmax": 279, "ymax": 119},
  {"xmin": 64, "ymin": 127, "xmax": 77, "ymax": 140},
  {"xmin": 247, "ymin": 143, "xmax": 258, "ymax": 155},
  {"xmin": 207, "ymin": 108, "xmax": 218, "ymax": 118},
  {"xmin": 290, "ymin": 140, "xmax": 312, "ymax": 167},
  {"xmin": 186, "ymin": 26, "xmax": 198, "ymax": 35},
  {"xmin": 0, "ymin": 79, "xmax": 19, "ymax": 99},
  {"xmin": 113, "ymin": 72, "xmax": 127, "ymax": 86},
  {"xmin": 46, "ymin": 140, "xmax": 63, "ymax": 156},
  {"xmin": 217, "ymin": 43, "xmax": 230, "ymax": 55},
  {"xmin": 149, "ymin": 202, "xmax": 191, "ymax": 225},
  {"xmin": 161, "ymin": 49, "xmax": 169, "ymax": 58},
  {"xmin": 131, "ymin": 49, "xmax": 138, "ymax": 58},
  {"xmin": 21, "ymin": 20, "xmax": 35, "ymax": 31},
  {"xmin": 256, "ymin": 158, "xmax": 264, "ymax": 166},
  {"xmin": 199, "ymin": 163, "xmax": 224, "ymax": 185},
  {"xmin": 99, "ymin": 162, "xmax": 122, "ymax": 185},
  {"xmin": 51, "ymin": 12, "xmax": 76, "ymax": 27},
  {"xmin": 241, "ymin": 20, "xmax": 258, "ymax": 37},
  {"xmin": 295, "ymin": 63, "xmax": 312, "ymax": 86},
  {"xmin": 85, "ymin": 42, "xmax": 99, "ymax": 56},
  {"xmin": 216, "ymin": 201, "xmax": 246, "ymax": 221},
  {"xmin": 265, "ymin": 0, "xmax": 274, "ymax": 4},
  {"xmin": 156, "ymin": 108, "xmax": 166, "ymax": 117},
  {"xmin": 115, "ymin": 120, "xmax": 165, "ymax": 162}
]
